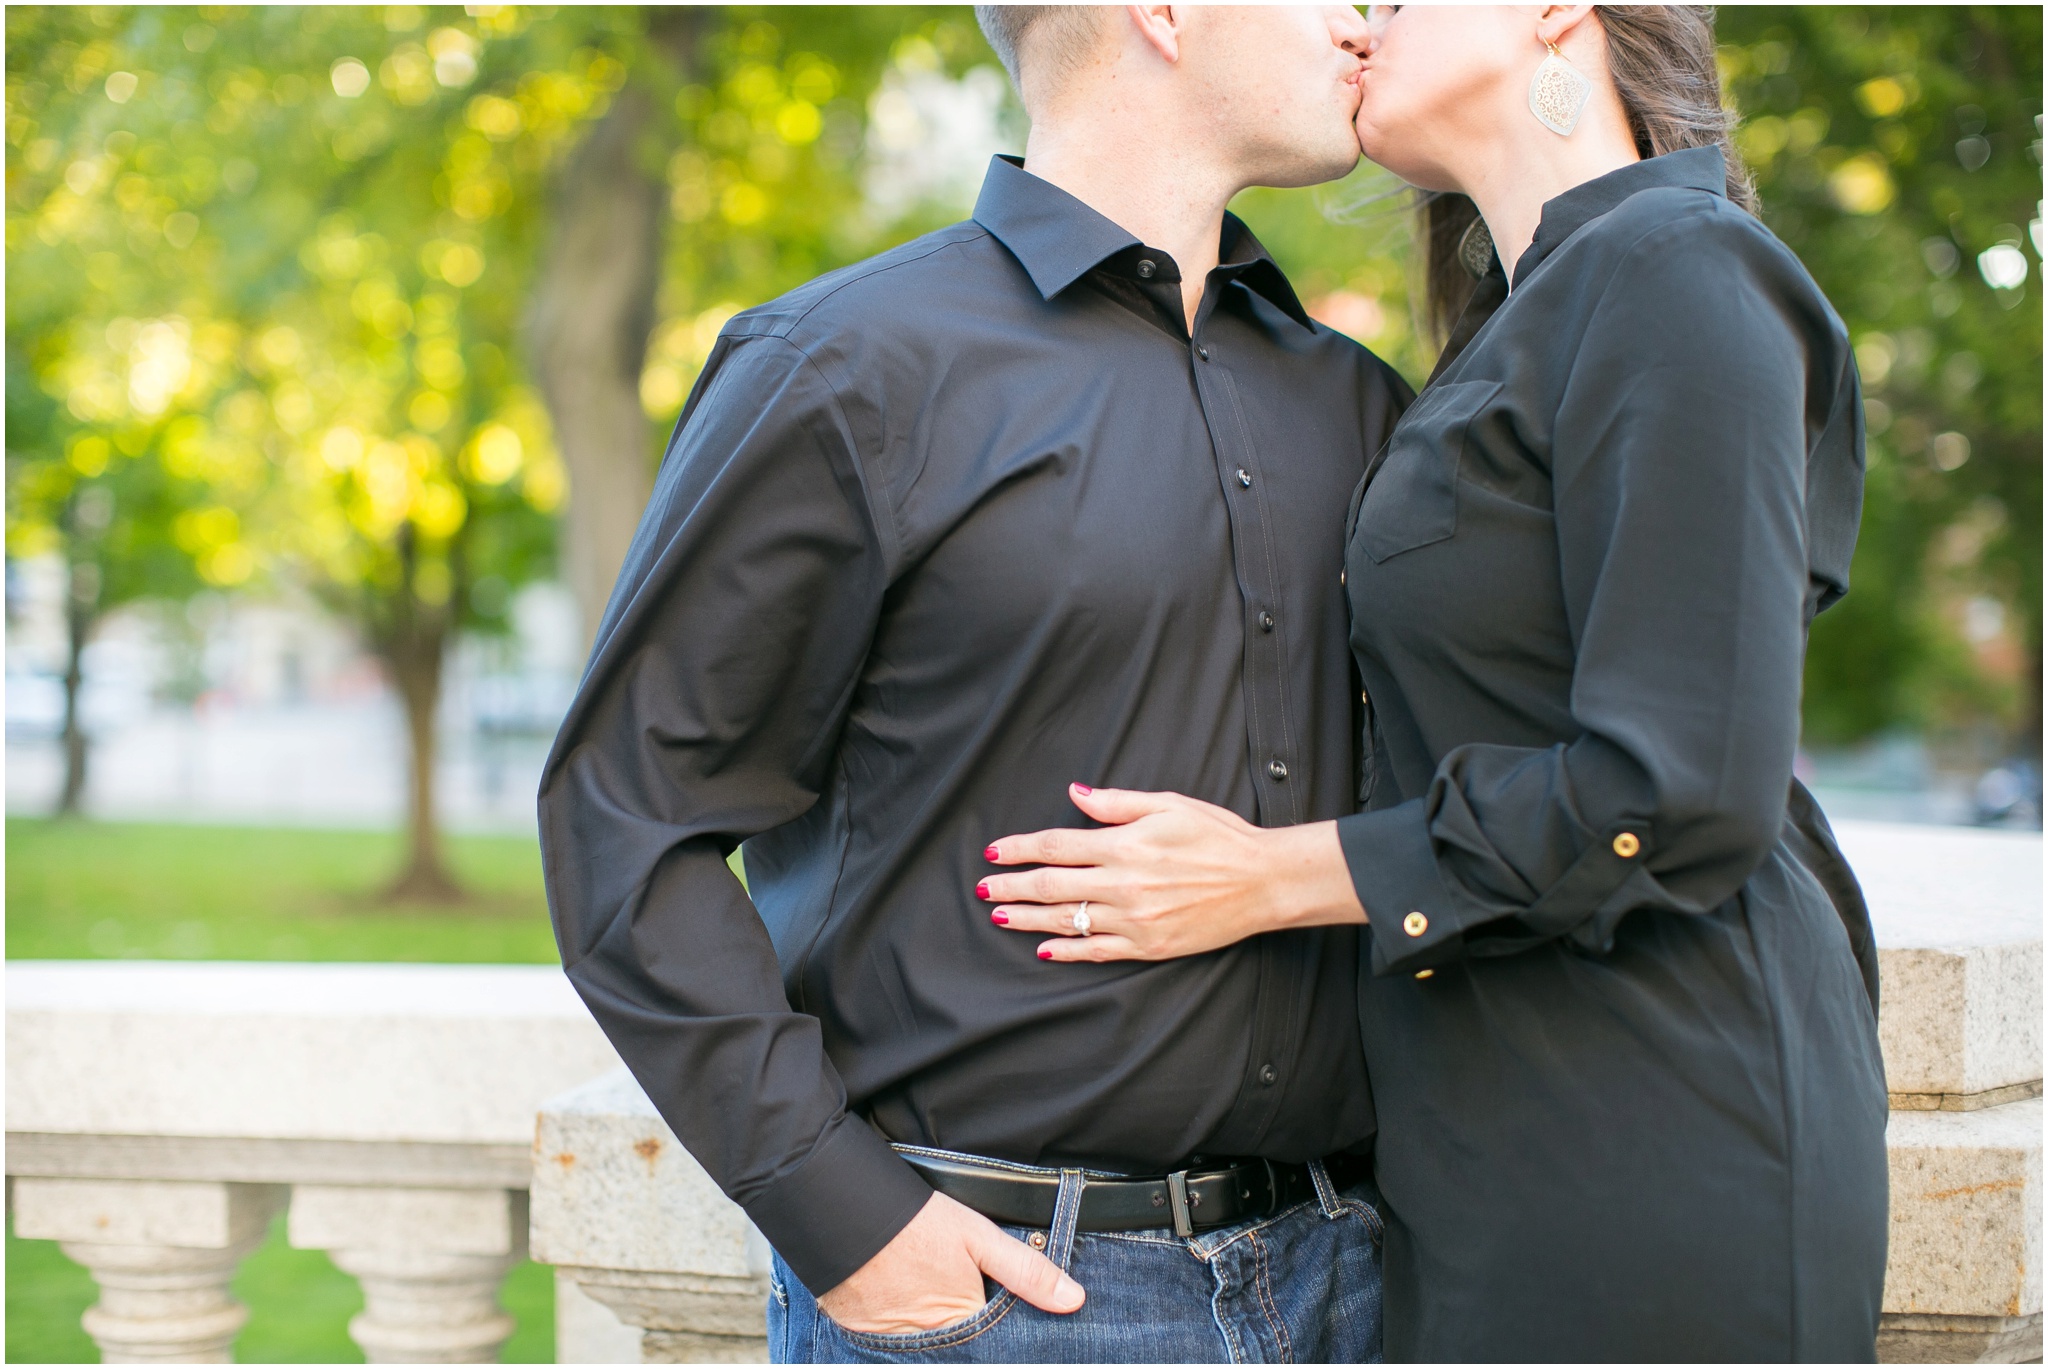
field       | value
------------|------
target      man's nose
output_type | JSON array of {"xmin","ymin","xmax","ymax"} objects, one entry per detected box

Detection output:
[{"xmin": 1328, "ymin": 3, "xmax": 1372, "ymax": 55}]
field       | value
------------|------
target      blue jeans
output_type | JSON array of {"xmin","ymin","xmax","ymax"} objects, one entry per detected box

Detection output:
[{"xmin": 769, "ymin": 1155, "xmax": 1383, "ymax": 1363}]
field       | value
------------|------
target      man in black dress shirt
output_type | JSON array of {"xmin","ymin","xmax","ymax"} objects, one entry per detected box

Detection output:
[{"xmin": 539, "ymin": 5, "xmax": 1410, "ymax": 1358}]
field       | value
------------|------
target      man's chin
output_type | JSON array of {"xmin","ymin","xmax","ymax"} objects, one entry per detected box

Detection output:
[
  {"xmin": 1300, "ymin": 145, "xmax": 1366, "ymax": 189},
  {"xmin": 1234, "ymin": 112, "xmax": 1368, "ymax": 190},
  {"xmin": 1250, "ymin": 166, "xmax": 1359, "ymax": 193}
]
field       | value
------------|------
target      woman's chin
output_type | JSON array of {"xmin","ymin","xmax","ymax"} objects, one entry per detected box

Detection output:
[
  {"xmin": 1353, "ymin": 133, "xmax": 1430, "ymax": 187},
  {"xmin": 1352, "ymin": 119, "xmax": 1398, "ymax": 167}
]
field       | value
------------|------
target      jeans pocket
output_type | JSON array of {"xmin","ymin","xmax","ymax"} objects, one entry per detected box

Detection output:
[
  {"xmin": 767, "ymin": 1266, "xmax": 790, "ymax": 1363},
  {"xmin": 1346, "ymin": 1196, "xmax": 1385, "ymax": 1246},
  {"xmin": 823, "ymin": 1291, "xmax": 1019, "ymax": 1355}
]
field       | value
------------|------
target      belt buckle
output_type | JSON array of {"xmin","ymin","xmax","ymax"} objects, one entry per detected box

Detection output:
[{"xmin": 1165, "ymin": 1169, "xmax": 1195, "ymax": 1239}]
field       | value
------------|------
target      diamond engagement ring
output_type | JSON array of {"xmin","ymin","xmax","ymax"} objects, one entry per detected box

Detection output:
[{"xmin": 1072, "ymin": 902, "xmax": 1092, "ymax": 937}]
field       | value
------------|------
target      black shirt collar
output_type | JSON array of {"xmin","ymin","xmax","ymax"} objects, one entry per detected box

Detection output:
[
  {"xmin": 973, "ymin": 155, "xmax": 1313, "ymax": 330},
  {"xmin": 1513, "ymin": 145, "xmax": 1727, "ymax": 288}
]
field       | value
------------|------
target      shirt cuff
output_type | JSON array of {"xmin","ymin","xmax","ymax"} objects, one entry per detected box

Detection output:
[
  {"xmin": 1334, "ymin": 801, "xmax": 1469, "ymax": 977},
  {"xmin": 742, "ymin": 1112, "xmax": 934, "ymax": 1297}
]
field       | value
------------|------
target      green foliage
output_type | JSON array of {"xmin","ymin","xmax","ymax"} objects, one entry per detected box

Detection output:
[
  {"xmin": 3, "ymin": 3, "xmax": 976, "ymax": 648},
  {"xmin": 2, "ymin": 6, "xmax": 961, "ymax": 853},
  {"xmin": 5, "ymin": 6, "xmax": 609, "ymax": 631},
  {"xmin": 637, "ymin": 7, "xmax": 982, "ymax": 424},
  {"xmin": 7, "ymin": 5, "xmax": 2038, "ymax": 772},
  {"xmin": 1232, "ymin": 164, "xmax": 1433, "ymax": 385},
  {"xmin": 1717, "ymin": 7, "xmax": 2043, "ymax": 749}
]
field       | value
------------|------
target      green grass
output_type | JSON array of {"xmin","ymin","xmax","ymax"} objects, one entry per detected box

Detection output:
[
  {"xmin": 5, "ymin": 817, "xmax": 562, "ymax": 963},
  {"xmin": 7, "ymin": 1210, "xmax": 556, "ymax": 1364},
  {"xmin": 5, "ymin": 1215, "xmax": 98, "ymax": 1365}
]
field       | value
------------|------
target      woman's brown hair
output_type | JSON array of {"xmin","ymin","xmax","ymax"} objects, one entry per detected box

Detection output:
[{"xmin": 1420, "ymin": 6, "xmax": 1760, "ymax": 344}]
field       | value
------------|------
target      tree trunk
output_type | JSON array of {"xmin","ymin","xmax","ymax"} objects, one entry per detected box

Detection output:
[
  {"xmin": 385, "ymin": 623, "xmax": 460, "ymax": 903},
  {"xmin": 378, "ymin": 524, "xmax": 464, "ymax": 904},
  {"xmin": 527, "ymin": 12, "xmax": 705, "ymax": 656},
  {"xmin": 54, "ymin": 562, "xmax": 99, "ymax": 818}
]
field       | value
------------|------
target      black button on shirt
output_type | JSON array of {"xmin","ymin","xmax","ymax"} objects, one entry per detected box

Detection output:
[{"xmin": 538, "ymin": 155, "xmax": 1410, "ymax": 1295}]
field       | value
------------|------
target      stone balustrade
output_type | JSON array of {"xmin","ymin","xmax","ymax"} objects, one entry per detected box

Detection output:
[
  {"xmin": 6, "ymin": 818, "xmax": 2039, "ymax": 1364},
  {"xmin": 5, "ymin": 961, "xmax": 621, "ymax": 1363}
]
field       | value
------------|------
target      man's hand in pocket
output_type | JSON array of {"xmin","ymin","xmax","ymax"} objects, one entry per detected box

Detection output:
[{"xmin": 816, "ymin": 1191, "xmax": 1086, "ymax": 1335}]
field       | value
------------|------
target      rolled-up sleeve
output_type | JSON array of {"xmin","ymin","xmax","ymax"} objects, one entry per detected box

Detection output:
[
  {"xmin": 1340, "ymin": 212, "xmax": 1847, "ymax": 977},
  {"xmin": 537, "ymin": 332, "xmax": 932, "ymax": 1293}
]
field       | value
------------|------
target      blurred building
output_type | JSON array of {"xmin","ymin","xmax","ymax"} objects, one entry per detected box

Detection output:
[{"xmin": 5, "ymin": 554, "xmax": 581, "ymax": 833}]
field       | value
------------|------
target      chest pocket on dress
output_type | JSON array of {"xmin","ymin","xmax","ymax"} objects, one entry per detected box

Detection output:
[{"xmin": 1354, "ymin": 379, "xmax": 1502, "ymax": 563}]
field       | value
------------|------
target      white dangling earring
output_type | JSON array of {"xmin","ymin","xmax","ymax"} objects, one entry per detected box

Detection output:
[{"xmin": 1528, "ymin": 40, "xmax": 1592, "ymax": 137}]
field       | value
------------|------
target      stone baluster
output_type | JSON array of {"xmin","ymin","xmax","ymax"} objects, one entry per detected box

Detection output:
[
  {"xmin": 9, "ymin": 1177, "xmax": 285, "ymax": 1362},
  {"xmin": 288, "ymin": 1184, "xmax": 527, "ymax": 1362},
  {"xmin": 553, "ymin": 1269, "xmax": 651, "ymax": 1364},
  {"xmin": 530, "ymin": 1069, "xmax": 771, "ymax": 1364},
  {"xmin": 570, "ymin": 1268, "xmax": 773, "ymax": 1364}
]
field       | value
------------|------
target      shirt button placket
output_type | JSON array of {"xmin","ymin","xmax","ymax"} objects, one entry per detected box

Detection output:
[
  {"xmin": 1194, "ymin": 332, "xmax": 1288, "ymax": 828},
  {"xmin": 1192, "ymin": 325, "xmax": 1291, "ymax": 1146}
]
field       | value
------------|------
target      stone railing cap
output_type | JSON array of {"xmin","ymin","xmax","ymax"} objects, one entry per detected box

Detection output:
[
  {"xmin": 6, "ymin": 960, "xmax": 591, "ymax": 1018},
  {"xmin": 1834, "ymin": 820, "xmax": 2041, "ymax": 952}
]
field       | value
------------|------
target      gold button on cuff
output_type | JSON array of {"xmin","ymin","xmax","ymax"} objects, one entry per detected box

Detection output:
[
  {"xmin": 1612, "ymin": 832, "xmax": 1641, "ymax": 859},
  {"xmin": 1414, "ymin": 969, "xmax": 1435, "ymax": 981},
  {"xmin": 1402, "ymin": 911, "xmax": 1428, "ymax": 938}
]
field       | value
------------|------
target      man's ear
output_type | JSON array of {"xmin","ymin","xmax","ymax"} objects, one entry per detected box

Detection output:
[{"xmin": 1125, "ymin": 4, "xmax": 1184, "ymax": 65}]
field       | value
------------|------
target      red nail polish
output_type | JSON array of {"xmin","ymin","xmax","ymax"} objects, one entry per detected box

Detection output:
[
  {"xmin": 1073, "ymin": 783, "xmax": 1093, "ymax": 796},
  {"xmin": 1037, "ymin": 947, "xmax": 1053, "ymax": 960},
  {"xmin": 984, "ymin": 845, "xmax": 1000, "ymax": 862},
  {"xmin": 976, "ymin": 881, "xmax": 990, "ymax": 900},
  {"xmin": 991, "ymin": 910, "xmax": 1009, "ymax": 925}
]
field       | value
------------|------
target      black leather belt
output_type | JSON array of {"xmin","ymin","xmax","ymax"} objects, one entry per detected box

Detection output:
[{"xmin": 895, "ymin": 1146, "xmax": 1371, "ymax": 1239}]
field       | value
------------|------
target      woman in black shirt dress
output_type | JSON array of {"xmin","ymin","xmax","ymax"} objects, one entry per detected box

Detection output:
[{"xmin": 977, "ymin": 6, "xmax": 1890, "ymax": 1359}]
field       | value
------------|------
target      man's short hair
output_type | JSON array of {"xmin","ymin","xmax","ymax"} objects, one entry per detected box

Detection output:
[{"xmin": 974, "ymin": 6, "xmax": 1110, "ymax": 97}]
